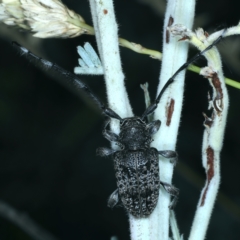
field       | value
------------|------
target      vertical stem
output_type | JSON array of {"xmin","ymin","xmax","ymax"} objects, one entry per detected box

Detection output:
[
  {"xmin": 167, "ymin": 25, "xmax": 229, "ymax": 240},
  {"xmin": 189, "ymin": 40, "xmax": 229, "ymax": 240},
  {"xmin": 89, "ymin": 0, "xmax": 132, "ymax": 134},
  {"xmin": 152, "ymin": 0, "xmax": 195, "ymax": 239},
  {"xmin": 130, "ymin": 1, "xmax": 195, "ymax": 240}
]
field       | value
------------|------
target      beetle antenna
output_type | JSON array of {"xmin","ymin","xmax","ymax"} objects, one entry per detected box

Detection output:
[
  {"xmin": 141, "ymin": 28, "xmax": 227, "ymax": 120},
  {"xmin": 12, "ymin": 42, "xmax": 122, "ymax": 121}
]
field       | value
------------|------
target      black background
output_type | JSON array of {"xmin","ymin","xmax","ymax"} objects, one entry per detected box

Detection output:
[{"xmin": 0, "ymin": 0, "xmax": 240, "ymax": 239}]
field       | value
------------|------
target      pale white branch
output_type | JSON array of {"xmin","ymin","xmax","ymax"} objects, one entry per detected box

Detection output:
[
  {"xmin": 130, "ymin": 1, "xmax": 195, "ymax": 240},
  {"xmin": 89, "ymin": 0, "xmax": 132, "ymax": 136},
  {"xmin": 169, "ymin": 24, "xmax": 229, "ymax": 240}
]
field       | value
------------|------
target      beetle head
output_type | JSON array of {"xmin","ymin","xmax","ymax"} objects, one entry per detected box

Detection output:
[{"xmin": 119, "ymin": 117, "xmax": 152, "ymax": 150}]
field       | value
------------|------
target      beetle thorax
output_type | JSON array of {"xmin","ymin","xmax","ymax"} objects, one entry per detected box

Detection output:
[{"xmin": 119, "ymin": 117, "xmax": 151, "ymax": 150}]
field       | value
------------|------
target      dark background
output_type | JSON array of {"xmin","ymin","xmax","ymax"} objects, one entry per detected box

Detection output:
[{"xmin": 0, "ymin": 0, "xmax": 240, "ymax": 239}]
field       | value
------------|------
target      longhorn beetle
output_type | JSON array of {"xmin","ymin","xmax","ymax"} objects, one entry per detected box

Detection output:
[{"xmin": 12, "ymin": 32, "xmax": 224, "ymax": 218}]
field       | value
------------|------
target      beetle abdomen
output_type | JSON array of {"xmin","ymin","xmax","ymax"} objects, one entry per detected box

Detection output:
[{"xmin": 114, "ymin": 148, "xmax": 160, "ymax": 217}]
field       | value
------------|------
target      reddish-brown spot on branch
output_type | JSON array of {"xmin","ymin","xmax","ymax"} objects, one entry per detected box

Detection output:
[
  {"xmin": 103, "ymin": 9, "xmax": 108, "ymax": 14},
  {"xmin": 212, "ymin": 73, "xmax": 223, "ymax": 100},
  {"xmin": 178, "ymin": 36, "xmax": 190, "ymax": 41},
  {"xmin": 210, "ymin": 72, "xmax": 223, "ymax": 113},
  {"xmin": 166, "ymin": 16, "xmax": 174, "ymax": 43},
  {"xmin": 200, "ymin": 146, "xmax": 214, "ymax": 206},
  {"xmin": 166, "ymin": 99, "xmax": 175, "ymax": 126}
]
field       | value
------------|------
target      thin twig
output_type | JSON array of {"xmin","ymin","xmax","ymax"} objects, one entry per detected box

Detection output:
[{"xmin": 0, "ymin": 200, "xmax": 58, "ymax": 240}]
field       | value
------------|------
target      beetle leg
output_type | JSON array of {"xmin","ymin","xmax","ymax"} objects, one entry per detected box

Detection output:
[
  {"xmin": 103, "ymin": 130, "xmax": 119, "ymax": 142},
  {"xmin": 102, "ymin": 118, "xmax": 119, "ymax": 142},
  {"xmin": 158, "ymin": 150, "xmax": 178, "ymax": 165},
  {"xmin": 107, "ymin": 189, "xmax": 119, "ymax": 208},
  {"xmin": 160, "ymin": 181, "xmax": 179, "ymax": 209},
  {"xmin": 96, "ymin": 147, "xmax": 117, "ymax": 157}
]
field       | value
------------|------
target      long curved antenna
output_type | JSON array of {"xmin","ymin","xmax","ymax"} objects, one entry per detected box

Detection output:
[
  {"xmin": 141, "ymin": 29, "xmax": 227, "ymax": 120},
  {"xmin": 12, "ymin": 42, "xmax": 122, "ymax": 121}
]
